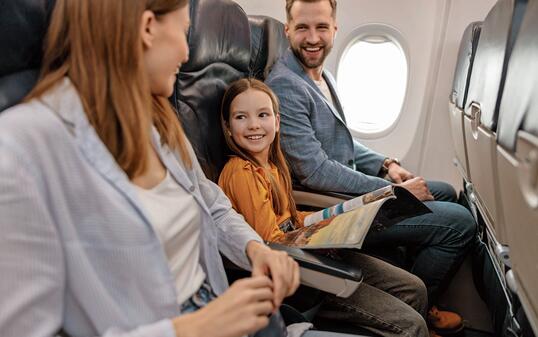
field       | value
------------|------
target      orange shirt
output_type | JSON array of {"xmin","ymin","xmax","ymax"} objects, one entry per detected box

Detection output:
[{"xmin": 218, "ymin": 156, "xmax": 310, "ymax": 242}]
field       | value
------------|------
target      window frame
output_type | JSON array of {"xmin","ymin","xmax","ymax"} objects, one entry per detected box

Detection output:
[{"xmin": 336, "ymin": 23, "xmax": 410, "ymax": 139}]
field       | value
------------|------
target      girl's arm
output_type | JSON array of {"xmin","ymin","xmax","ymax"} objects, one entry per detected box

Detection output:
[
  {"xmin": 218, "ymin": 163, "xmax": 284, "ymax": 242},
  {"xmin": 182, "ymin": 143, "xmax": 262, "ymax": 271}
]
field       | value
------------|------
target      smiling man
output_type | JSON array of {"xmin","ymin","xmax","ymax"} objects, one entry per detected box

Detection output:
[{"xmin": 265, "ymin": 0, "xmax": 476, "ymax": 335}]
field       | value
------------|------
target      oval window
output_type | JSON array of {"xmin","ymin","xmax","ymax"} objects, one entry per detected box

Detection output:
[{"xmin": 337, "ymin": 33, "xmax": 408, "ymax": 134}]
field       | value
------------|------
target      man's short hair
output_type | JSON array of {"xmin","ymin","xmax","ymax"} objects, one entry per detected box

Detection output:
[{"xmin": 285, "ymin": 0, "xmax": 337, "ymax": 21}]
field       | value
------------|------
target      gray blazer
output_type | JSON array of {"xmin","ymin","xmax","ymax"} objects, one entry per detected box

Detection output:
[
  {"xmin": 0, "ymin": 78, "xmax": 262, "ymax": 337},
  {"xmin": 266, "ymin": 50, "xmax": 390, "ymax": 195}
]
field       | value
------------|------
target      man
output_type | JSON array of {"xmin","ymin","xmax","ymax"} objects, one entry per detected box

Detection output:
[{"xmin": 266, "ymin": 0, "xmax": 476, "ymax": 334}]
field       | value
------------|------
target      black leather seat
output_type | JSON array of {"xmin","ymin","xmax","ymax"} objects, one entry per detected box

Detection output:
[
  {"xmin": 0, "ymin": 0, "xmax": 55, "ymax": 112},
  {"xmin": 248, "ymin": 15, "xmax": 289, "ymax": 81},
  {"xmin": 449, "ymin": 21, "xmax": 482, "ymax": 183},
  {"xmin": 495, "ymin": 0, "xmax": 538, "ymax": 332},
  {"xmin": 171, "ymin": 0, "xmax": 251, "ymax": 182}
]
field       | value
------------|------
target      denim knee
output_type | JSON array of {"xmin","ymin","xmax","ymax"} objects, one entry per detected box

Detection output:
[
  {"xmin": 407, "ymin": 273, "xmax": 428, "ymax": 318},
  {"xmin": 449, "ymin": 203, "xmax": 476, "ymax": 246},
  {"xmin": 428, "ymin": 181, "xmax": 458, "ymax": 203},
  {"xmin": 405, "ymin": 308, "xmax": 429, "ymax": 337},
  {"xmin": 427, "ymin": 201, "xmax": 477, "ymax": 245}
]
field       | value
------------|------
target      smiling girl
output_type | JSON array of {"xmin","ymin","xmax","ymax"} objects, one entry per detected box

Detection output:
[
  {"xmin": 218, "ymin": 78, "xmax": 435, "ymax": 337},
  {"xmin": 219, "ymin": 78, "xmax": 309, "ymax": 242}
]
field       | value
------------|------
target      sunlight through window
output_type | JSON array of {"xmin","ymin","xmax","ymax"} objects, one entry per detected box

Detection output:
[{"xmin": 337, "ymin": 36, "xmax": 408, "ymax": 134}]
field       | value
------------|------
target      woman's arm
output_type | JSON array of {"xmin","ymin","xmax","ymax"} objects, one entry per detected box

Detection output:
[
  {"xmin": 0, "ymin": 134, "xmax": 181, "ymax": 337},
  {"xmin": 0, "ymin": 140, "xmax": 67, "ymax": 337}
]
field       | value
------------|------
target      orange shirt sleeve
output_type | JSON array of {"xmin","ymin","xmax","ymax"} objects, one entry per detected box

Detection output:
[
  {"xmin": 218, "ymin": 159, "xmax": 284, "ymax": 242},
  {"xmin": 296, "ymin": 211, "xmax": 311, "ymax": 227}
]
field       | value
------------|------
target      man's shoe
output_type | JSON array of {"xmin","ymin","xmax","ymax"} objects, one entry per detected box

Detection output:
[{"xmin": 427, "ymin": 306, "xmax": 464, "ymax": 335}]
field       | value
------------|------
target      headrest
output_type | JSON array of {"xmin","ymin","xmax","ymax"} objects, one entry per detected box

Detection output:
[
  {"xmin": 465, "ymin": 0, "xmax": 527, "ymax": 130},
  {"xmin": 248, "ymin": 15, "xmax": 289, "ymax": 80},
  {"xmin": 0, "ymin": 0, "xmax": 55, "ymax": 112},
  {"xmin": 173, "ymin": 0, "xmax": 252, "ymax": 181},
  {"xmin": 451, "ymin": 21, "xmax": 482, "ymax": 110},
  {"xmin": 497, "ymin": 0, "xmax": 538, "ymax": 151},
  {"xmin": 182, "ymin": 0, "xmax": 250, "ymax": 73}
]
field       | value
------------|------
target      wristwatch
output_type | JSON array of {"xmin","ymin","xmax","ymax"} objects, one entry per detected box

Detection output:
[{"xmin": 379, "ymin": 157, "xmax": 400, "ymax": 177}]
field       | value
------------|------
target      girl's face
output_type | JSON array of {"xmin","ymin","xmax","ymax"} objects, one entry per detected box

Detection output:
[
  {"xmin": 228, "ymin": 89, "xmax": 280, "ymax": 166},
  {"xmin": 142, "ymin": 5, "xmax": 190, "ymax": 97}
]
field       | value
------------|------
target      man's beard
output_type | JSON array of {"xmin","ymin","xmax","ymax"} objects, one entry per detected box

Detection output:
[{"xmin": 291, "ymin": 43, "xmax": 331, "ymax": 69}]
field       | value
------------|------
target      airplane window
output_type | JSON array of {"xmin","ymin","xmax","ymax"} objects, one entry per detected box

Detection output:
[{"xmin": 337, "ymin": 34, "xmax": 408, "ymax": 134}]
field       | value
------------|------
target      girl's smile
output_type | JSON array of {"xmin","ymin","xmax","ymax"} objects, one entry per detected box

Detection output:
[{"xmin": 228, "ymin": 88, "xmax": 280, "ymax": 167}]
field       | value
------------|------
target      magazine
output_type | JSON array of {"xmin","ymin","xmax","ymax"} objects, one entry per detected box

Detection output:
[{"xmin": 272, "ymin": 185, "xmax": 431, "ymax": 249}]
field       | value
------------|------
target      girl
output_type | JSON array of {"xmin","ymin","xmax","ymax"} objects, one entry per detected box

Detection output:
[
  {"xmin": 218, "ymin": 78, "xmax": 308, "ymax": 242},
  {"xmin": 219, "ymin": 78, "xmax": 433, "ymax": 337},
  {"xmin": 0, "ymin": 1, "xmax": 300, "ymax": 337}
]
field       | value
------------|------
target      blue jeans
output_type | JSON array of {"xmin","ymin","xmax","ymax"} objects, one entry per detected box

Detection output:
[
  {"xmin": 427, "ymin": 180, "xmax": 458, "ymax": 203},
  {"xmin": 363, "ymin": 181, "xmax": 476, "ymax": 305}
]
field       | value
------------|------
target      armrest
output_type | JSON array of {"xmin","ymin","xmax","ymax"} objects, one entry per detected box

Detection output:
[
  {"xmin": 268, "ymin": 243, "xmax": 363, "ymax": 298},
  {"xmin": 292, "ymin": 185, "xmax": 356, "ymax": 208}
]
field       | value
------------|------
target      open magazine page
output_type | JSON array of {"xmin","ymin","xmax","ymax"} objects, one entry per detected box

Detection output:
[
  {"xmin": 273, "ymin": 199, "xmax": 388, "ymax": 249},
  {"xmin": 273, "ymin": 186, "xmax": 431, "ymax": 249},
  {"xmin": 303, "ymin": 185, "xmax": 394, "ymax": 227}
]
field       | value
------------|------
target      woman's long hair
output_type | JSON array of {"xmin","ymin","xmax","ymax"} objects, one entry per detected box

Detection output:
[
  {"xmin": 221, "ymin": 78, "xmax": 299, "ymax": 226},
  {"xmin": 26, "ymin": 0, "xmax": 191, "ymax": 178}
]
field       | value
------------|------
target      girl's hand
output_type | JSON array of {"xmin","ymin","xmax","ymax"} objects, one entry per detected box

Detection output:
[
  {"xmin": 246, "ymin": 241, "xmax": 300, "ymax": 309},
  {"xmin": 172, "ymin": 276, "xmax": 274, "ymax": 337}
]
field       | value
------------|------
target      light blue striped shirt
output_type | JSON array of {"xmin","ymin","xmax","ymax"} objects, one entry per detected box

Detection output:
[{"xmin": 0, "ymin": 78, "xmax": 263, "ymax": 337}]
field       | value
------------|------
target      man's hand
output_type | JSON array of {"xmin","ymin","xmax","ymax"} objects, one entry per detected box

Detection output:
[
  {"xmin": 246, "ymin": 241, "xmax": 300, "ymax": 309},
  {"xmin": 387, "ymin": 162, "xmax": 414, "ymax": 183},
  {"xmin": 397, "ymin": 176, "xmax": 434, "ymax": 201}
]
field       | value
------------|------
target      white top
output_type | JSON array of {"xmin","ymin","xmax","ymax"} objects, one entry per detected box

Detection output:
[
  {"xmin": 313, "ymin": 77, "xmax": 336, "ymax": 107},
  {"xmin": 134, "ymin": 171, "xmax": 206, "ymax": 305}
]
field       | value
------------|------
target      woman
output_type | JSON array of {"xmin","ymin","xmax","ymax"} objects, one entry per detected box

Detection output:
[{"xmin": 0, "ymin": 1, "xmax": 299, "ymax": 336}]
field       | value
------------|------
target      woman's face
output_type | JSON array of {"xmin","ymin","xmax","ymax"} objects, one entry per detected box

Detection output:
[{"xmin": 142, "ymin": 5, "xmax": 190, "ymax": 97}]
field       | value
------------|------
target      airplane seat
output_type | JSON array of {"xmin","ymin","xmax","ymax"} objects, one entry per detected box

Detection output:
[
  {"xmin": 0, "ymin": 0, "xmax": 54, "ymax": 113},
  {"xmin": 248, "ymin": 15, "xmax": 289, "ymax": 81},
  {"xmin": 463, "ymin": 0, "xmax": 528, "ymax": 246},
  {"xmin": 449, "ymin": 21, "xmax": 482, "ymax": 183},
  {"xmin": 172, "ymin": 0, "xmax": 251, "ymax": 183},
  {"xmin": 496, "ymin": 0, "xmax": 538, "ymax": 333},
  {"xmin": 172, "ymin": 0, "xmax": 368, "ymax": 328}
]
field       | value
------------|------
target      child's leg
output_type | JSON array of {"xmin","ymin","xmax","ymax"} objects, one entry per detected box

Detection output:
[{"xmin": 316, "ymin": 252, "xmax": 429, "ymax": 337}]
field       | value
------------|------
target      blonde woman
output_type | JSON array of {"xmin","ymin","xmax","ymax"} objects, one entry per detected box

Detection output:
[{"xmin": 0, "ymin": 1, "xmax": 300, "ymax": 337}]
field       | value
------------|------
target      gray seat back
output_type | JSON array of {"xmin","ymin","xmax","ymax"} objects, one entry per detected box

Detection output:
[
  {"xmin": 449, "ymin": 22, "xmax": 482, "ymax": 180},
  {"xmin": 466, "ymin": 0, "xmax": 527, "ymax": 130},
  {"xmin": 495, "ymin": 0, "xmax": 538, "ymax": 332}
]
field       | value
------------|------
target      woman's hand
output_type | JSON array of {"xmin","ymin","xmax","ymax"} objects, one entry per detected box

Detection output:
[
  {"xmin": 173, "ymin": 276, "xmax": 274, "ymax": 337},
  {"xmin": 246, "ymin": 241, "xmax": 300, "ymax": 309}
]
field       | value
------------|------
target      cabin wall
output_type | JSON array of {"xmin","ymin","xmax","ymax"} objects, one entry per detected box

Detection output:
[{"xmin": 235, "ymin": 0, "xmax": 496, "ymax": 189}]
